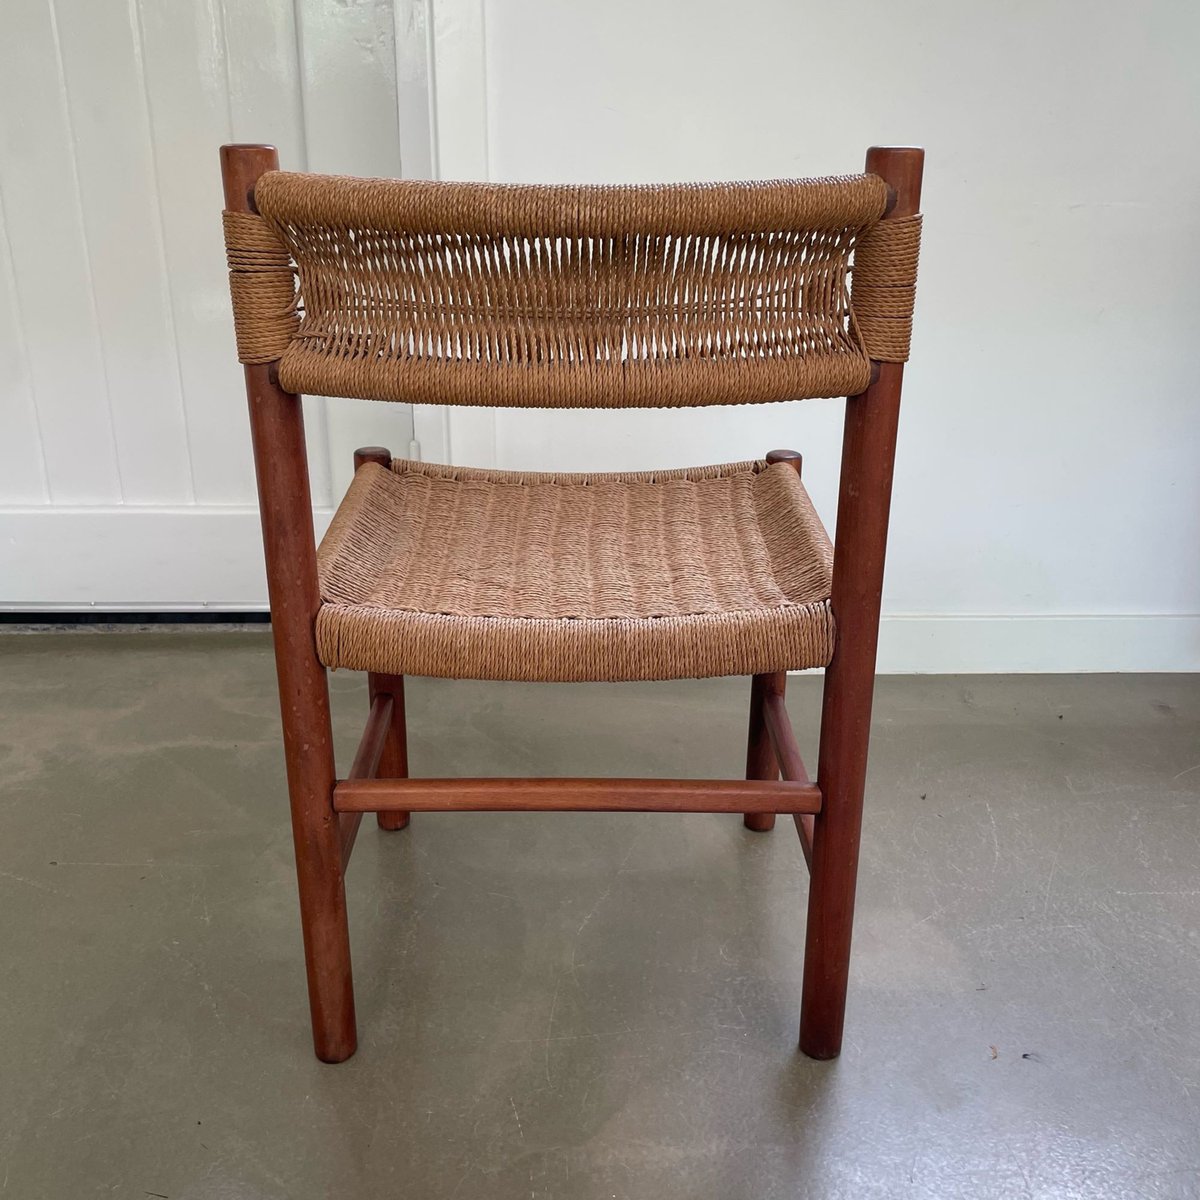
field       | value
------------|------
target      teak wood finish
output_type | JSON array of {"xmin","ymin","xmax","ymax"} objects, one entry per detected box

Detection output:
[
  {"xmin": 221, "ymin": 143, "xmax": 355, "ymax": 1063},
  {"xmin": 333, "ymin": 776, "xmax": 821, "ymax": 814},
  {"xmin": 220, "ymin": 142, "xmax": 923, "ymax": 1064},
  {"xmin": 353, "ymin": 447, "xmax": 413, "ymax": 835}
]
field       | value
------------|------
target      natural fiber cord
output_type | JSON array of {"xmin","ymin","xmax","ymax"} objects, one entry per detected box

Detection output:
[
  {"xmin": 219, "ymin": 171, "xmax": 925, "ymax": 407},
  {"xmin": 851, "ymin": 214, "xmax": 922, "ymax": 363},
  {"xmin": 219, "ymin": 167, "xmax": 925, "ymax": 683},
  {"xmin": 314, "ymin": 459, "xmax": 836, "ymax": 682},
  {"xmin": 221, "ymin": 211, "xmax": 298, "ymax": 363}
]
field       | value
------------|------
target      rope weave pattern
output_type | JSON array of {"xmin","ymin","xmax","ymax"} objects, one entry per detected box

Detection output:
[
  {"xmin": 221, "ymin": 211, "xmax": 299, "ymax": 363},
  {"xmin": 315, "ymin": 459, "xmax": 836, "ymax": 682},
  {"xmin": 852, "ymin": 214, "xmax": 922, "ymax": 363},
  {"xmin": 223, "ymin": 171, "xmax": 906, "ymax": 407}
]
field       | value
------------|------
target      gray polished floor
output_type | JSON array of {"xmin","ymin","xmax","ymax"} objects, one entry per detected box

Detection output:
[{"xmin": 1, "ymin": 630, "xmax": 1197, "ymax": 1199}]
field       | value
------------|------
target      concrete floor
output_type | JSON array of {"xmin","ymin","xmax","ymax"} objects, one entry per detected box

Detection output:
[{"xmin": 1, "ymin": 632, "xmax": 1198, "ymax": 1199}]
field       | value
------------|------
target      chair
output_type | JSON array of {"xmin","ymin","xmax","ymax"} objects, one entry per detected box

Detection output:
[{"xmin": 219, "ymin": 143, "xmax": 923, "ymax": 1063}]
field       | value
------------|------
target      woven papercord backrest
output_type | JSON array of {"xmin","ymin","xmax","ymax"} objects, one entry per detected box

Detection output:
[{"xmin": 223, "ymin": 172, "xmax": 920, "ymax": 408}]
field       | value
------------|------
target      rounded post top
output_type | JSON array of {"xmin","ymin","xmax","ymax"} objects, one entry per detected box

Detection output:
[
  {"xmin": 353, "ymin": 446, "xmax": 393, "ymax": 470},
  {"xmin": 865, "ymin": 146, "xmax": 924, "ymax": 219},
  {"xmin": 766, "ymin": 449, "xmax": 803, "ymax": 476},
  {"xmin": 220, "ymin": 143, "xmax": 280, "ymax": 211}
]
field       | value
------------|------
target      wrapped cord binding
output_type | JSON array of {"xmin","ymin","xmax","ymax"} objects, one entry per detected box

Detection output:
[
  {"xmin": 222, "ymin": 210, "xmax": 299, "ymax": 364},
  {"xmin": 852, "ymin": 214, "xmax": 922, "ymax": 363}
]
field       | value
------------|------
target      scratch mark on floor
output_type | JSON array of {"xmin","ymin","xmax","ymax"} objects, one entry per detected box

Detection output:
[
  {"xmin": 0, "ymin": 868, "xmax": 59, "ymax": 895},
  {"xmin": 1041, "ymin": 849, "xmax": 1060, "ymax": 915},
  {"xmin": 543, "ymin": 974, "xmax": 562, "ymax": 1085},
  {"xmin": 985, "ymin": 800, "xmax": 1000, "ymax": 870}
]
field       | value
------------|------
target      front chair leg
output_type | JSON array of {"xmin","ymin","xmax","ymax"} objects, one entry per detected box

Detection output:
[
  {"xmin": 369, "ymin": 672, "xmax": 411, "ymax": 831},
  {"xmin": 352, "ymin": 447, "xmax": 412, "ymax": 834},
  {"xmin": 743, "ymin": 671, "xmax": 784, "ymax": 831}
]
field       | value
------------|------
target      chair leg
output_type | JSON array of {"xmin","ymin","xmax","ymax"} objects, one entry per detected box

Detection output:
[
  {"xmin": 798, "ymin": 354, "xmax": 910, "ymax": 1058},
  {"xmin": 224, "ymin": 146, "xmax": 355, "ymax": 1062},
  {"xmin": 743, "ymin": 672, "xmax": 784, "ymax": 831},
  {"xmin": 369, "ymin": 672, "xmax": 410, "ymax": 831},
  {"xmin": 278, "ymin": 643, "xmax": 357, "ymax": 1062},
  {"xmin": 248, "ymin": 372, "xmax": 354, "ymax": 1063},
  {"xmin": 798, "ymin": 664, "xmax": 870, "ymax": 1059},
  {"xmin": 351, "ymin": 448, "xmax": 412, "ymax": 834},
  {"xmin": 744, "ymin": 451, "xmax": 803, "ymax": 832}
]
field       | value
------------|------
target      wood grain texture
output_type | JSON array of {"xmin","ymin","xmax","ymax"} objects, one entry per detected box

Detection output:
[
  {"xmin": 369, "ymin": 672, "xmax": 411, "ymax": 832},
  {"xmin": 744, "ymin": 449, "xmax": 806, "ymax": 832},
  {"xmin": 799, "ymin": 146, "xmax": 924, "ymax": 1061},
  {"xmin": 334, "ymin": 776, "xmax": 821, "ymax": 814},
  {"xmin": 223, "ymin": 143, "xmax": 356, "ymax": 1064},
  {"xmin": 743, "ymin": 672, "xmax": 784, "ymax": 832},
  {"xmin": 763, "ymin": 691, "xmax": 810, "ymax": 785},
  {"xmin": 338, "ymin": 691, "xmax": 394, "ymax": 866}
]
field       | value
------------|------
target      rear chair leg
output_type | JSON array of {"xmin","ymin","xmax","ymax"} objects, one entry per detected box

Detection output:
[
  {"xmin": 744, "ymin": 672, "xmax": 785, "ymax": 830},
  {"xmin": 798, "ymin": 364, "xmax": 904, "ymax": 1058},
  {"xmin": 283, "ymin": 662, "xmax": 358, "ymax": 1062},
  {"xmin": 797, "ymin": 112, "xmax": 918, "ymax": 1054},
  {"xmin": 224, "ymin": 144, "xmax": 357, "ymax": 1064},
  {"xmin": 744, "ymin": 450, "xmax": 804, "ymax": 833},
  {"xmin": 353, "ymin": 447, "xmax": 411, "ymax": 833},
  {"xmin": 800, "ymin": 627, "xmax": 875, "ymax": 1058},
  {"xmin": 369, "ymin": 672, "xmax": 410, "ymax": 831}
]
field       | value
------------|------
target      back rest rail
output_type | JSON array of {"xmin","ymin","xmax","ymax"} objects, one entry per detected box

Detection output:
[{"xmin": 223, "ymin": 170, "xmax": 919, "ymax": 409}]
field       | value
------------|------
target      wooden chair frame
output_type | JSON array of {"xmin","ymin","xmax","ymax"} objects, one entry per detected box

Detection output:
[{"xmin": 220, "ymin": 143, "xmax": 923, "ymax": 1064}]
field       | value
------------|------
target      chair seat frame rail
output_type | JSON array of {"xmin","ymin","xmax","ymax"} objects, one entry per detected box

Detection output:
[{"xmin": 219, "ymin": 142, "xmax": 923, "ymax": 1064}]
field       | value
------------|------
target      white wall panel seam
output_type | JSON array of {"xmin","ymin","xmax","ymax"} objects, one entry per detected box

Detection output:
[
  {"xmin": 424, "ymin": 0, "xmax": 441, "ymax": 179},
  {"xmin": 48, "ymin": 0, "xmax": 126, "ymax": 502},
  {"xmin": 478, "ymin": 0, "xmax": 491, "ymax": 180},
  {"xmin": 476, "ymin": 0, "xmax": 496, "ymax": 470},
  {"xmin": 126, "ymin": 0, "xmax": 198, "ymax": 504},
  {"xmin": 391, "ymin": 0, "xmax": 405, "ymax": 176},
  {"xmin": 292, "ymin": 0, "xmax": 335, "ymax": 501},
  {"xmin": 290, "ymin": 0, "xmax": 339, "ymax": 503},
  {"xmin": 132, "ymin": 0, "xmax": 259, "ymax": 506},
  {"xmin": 290, "ymin": 0, "xmax": 312, "ymax": 170},
  {"xmin": 427, "ymin": 0, "xmax": 494, "ymax": 467},
  {"xmin": 214, "ymin": 0, "xmax": 238, "ymax": 151},
  {"xmin": 0, "ymin": 183, "xmax": 52, "ymax": 503}
]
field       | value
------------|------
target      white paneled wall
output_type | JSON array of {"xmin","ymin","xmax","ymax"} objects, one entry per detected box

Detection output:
[
  {"xmin": 3, "ymin": 0, "xmax": 1198, "ymax": 672},
  {"xmin": 0, "ymin": 0, "xmax": 420, "ymax": 608}
]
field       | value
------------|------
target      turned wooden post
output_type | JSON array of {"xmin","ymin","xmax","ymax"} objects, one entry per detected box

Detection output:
[
  {"xmin": 222, "ymin": 143, "xmax": 357, "ymax": 1063},
  {"xmin": 744, "ymin": 450, "xmax": 803, "ymax": 832},
  {"xmin": 799, "ymin": 146, "xmax": 924, "ymax": 1060},
  {"xmin": 354, "ymin": 442, "xmax": 413, "ymax": 834}
]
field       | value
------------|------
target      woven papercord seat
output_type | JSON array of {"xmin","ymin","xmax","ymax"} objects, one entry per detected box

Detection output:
[{"xmin": 315, "ymin": 457, "xmax": 835, "ymax": 683}]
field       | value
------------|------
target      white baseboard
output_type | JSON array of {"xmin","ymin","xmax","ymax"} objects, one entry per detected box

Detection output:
[
  {"xmin": 3, "ymin": 510, "xmax": 1198, "ymax": 672},
  {"xmin": 0, "ymin": 507, "xmax": 330, "ymax": 611},
  {"xmin": 876, "ymin": 613, "xmax": 1200, "ymax": 674}
]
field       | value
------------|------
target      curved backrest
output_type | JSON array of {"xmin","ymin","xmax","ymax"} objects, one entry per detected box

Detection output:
[{"xmin": 223, "ymin": 170, "xmax": 920, "ymax": 408}]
